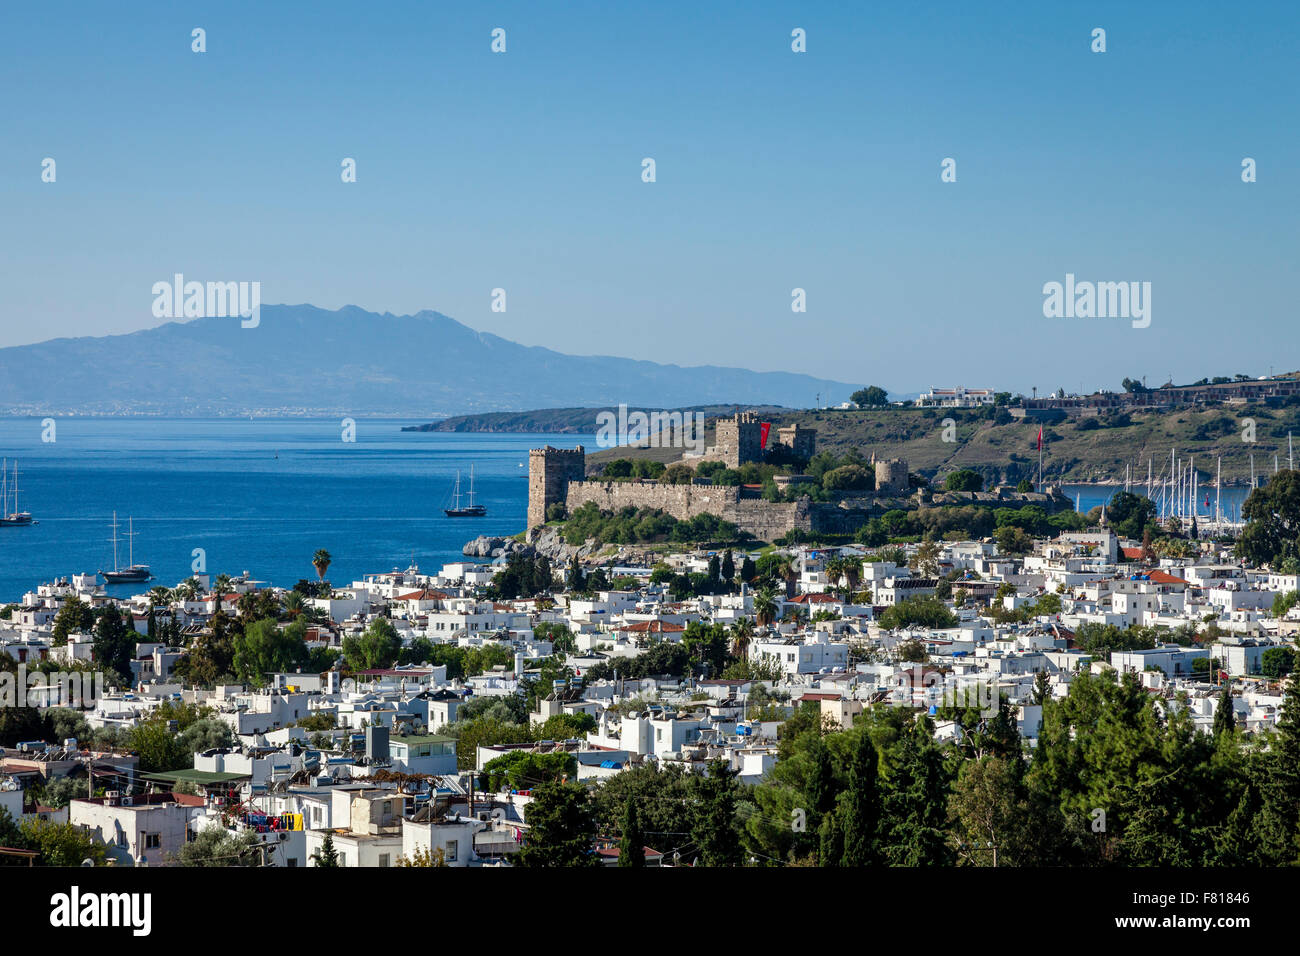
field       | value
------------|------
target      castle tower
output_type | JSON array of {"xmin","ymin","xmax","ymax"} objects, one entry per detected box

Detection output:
[
  {"xmin": 776, "ymin": 423, "xmax": 817, "ymax": 461},
  {"xmin": 527, "ymin": 446, "xmax": 586, "ymax": 529},
  {"xmin": 710, "ymin": 412, "xmax": 764, "ymax": 468},
  {"xmin": 874, "ymin": 458, "xmax": 910, "ymax": 496}
]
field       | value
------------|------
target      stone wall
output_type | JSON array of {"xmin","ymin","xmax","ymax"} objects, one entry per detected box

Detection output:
[
  {"xmin": 564, "ymin": 480, "xmax": 814, "ymax": 540},
  {"xmin": 566, "ymin": 480, "xmax": 742, "ymax": 522},
  {"xmin": 528, "ymin": 446, "xmax": 586, "ymax": 529}
]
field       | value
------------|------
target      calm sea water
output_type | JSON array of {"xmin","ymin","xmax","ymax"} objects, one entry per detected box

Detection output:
[
  {"xmin": 0, "ymin": 419, "xmax": 588, "ymax": 602},
  {"xmin": 0, "ymin": 418, "xmax": 1262, "ymax": 602},
  {"xmin": 1061, "ymin": 483, "xmax": 1251, "ymax": 519}
]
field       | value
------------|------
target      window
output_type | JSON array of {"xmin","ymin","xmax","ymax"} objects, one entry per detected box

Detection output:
[
  {"xmin": 144, "ymin": 833, "xmax": 161, "ymax": 850},
  {"xmin": 378, "ymin": 854, "xmax": 390, "ymax": 868},
  {"xmin": 446, "ymin": 840, "xmax": 458, "ymax": 862},
  {"xmin": 287, "ymin": 858, "xmax": 299, "ymax": 868},
  {"xmin": 338, "ymin": 851, "xmax": 347, "ymax": 866}
]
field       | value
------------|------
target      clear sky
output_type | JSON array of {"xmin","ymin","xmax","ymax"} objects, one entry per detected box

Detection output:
[{"xmin": 1, "ymin": 0, "xmax": 1295, "ymax": 399}]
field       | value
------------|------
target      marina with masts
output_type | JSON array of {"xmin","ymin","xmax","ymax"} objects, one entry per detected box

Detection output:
[{"xmin": 1112, "ymin": 431, "xmax": 1296, "ymax": 537}]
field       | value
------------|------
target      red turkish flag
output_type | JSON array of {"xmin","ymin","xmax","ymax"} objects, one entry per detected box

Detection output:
[
  {"xmin": 1037, "ymin": 426, "xmax": 1043, "ymax": 451},
  {"xmin": 760, "ymin": 422, "xmax": 771, "ymax": 449}
]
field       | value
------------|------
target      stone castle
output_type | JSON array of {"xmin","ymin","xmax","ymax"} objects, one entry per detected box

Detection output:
[
  {"xmin": 527, "ymin": 446, "xmax": 587, "ymax": 529},
  {"xmin": 701, "ymin": 412, "xmax": 817, "ymax": 468}
]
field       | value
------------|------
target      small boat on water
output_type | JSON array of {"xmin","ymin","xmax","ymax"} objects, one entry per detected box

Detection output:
[
  {"xmin": 100, "ymin": 512, "xmax": 152, "ymax": 583},
  {"xmin": 0, "ymin": 459, "xmax": 35, "ymax": 526},
  {"xmin": 444, "ymin": 466, "xmax": 487, "ymax": 517}
]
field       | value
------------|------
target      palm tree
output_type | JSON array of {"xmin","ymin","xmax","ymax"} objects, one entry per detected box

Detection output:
[
  {"xmin": 770, "ymin": 555, "xmax": 796, "ymax": 599},
  {"xmin": 174, "ymin": 578, "xmax": 200, "ymax": 602},
  {"xmin": 731, "ymin": 618, "xmax": 755, "ymax": 658},
  {"xmin": 825, "ymin": 557, "xmax": 849, "ymax": 602},
  {"xmin": 754, "ymin": 586, "xmax": 779, "ymax": 627},
  {"xmin": 148, "ymin": 585, "xmax": 172, "ymax": 608},
  {"xmin": 842, "ymin": 558, "xmax": 862, "ymax": 603},
  {"xmin": 283, "ymin": 591, "xmax": 305, "ymax": 619},
  {"xmin": 212, "ymin": 573, "xmax": 233, "ymax": 611},
  {"xmin": 313, "ymin": 549, "xmax": 332, "ymax": 581}
]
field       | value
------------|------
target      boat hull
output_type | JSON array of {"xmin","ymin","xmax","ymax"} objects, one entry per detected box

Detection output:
[
  {"xmin": 102, "ymin": 567, "xmax": 152, "ymax": 583},
  {"xmin": 444, "ymin": 507, "xmax": 487, "ymax": 517}
]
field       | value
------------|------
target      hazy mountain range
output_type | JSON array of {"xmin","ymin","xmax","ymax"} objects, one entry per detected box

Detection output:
[{"xmin": 0, "ymin": 305, "xmax": 864, "ymax": 417}]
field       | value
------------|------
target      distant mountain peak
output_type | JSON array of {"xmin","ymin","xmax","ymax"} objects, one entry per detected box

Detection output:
[{"xmin": 0, "ymin": 303, "xmax": 863, "ymax": 418}]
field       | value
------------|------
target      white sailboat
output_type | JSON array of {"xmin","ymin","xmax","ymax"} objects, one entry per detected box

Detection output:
[
  {"xmin": 100, "ymin": 512, "xmax": 152, "ymax": 583},
  {"xmin": 0, "ymin": 459, "xmax": 34, "ymax": 526},
  {"xmin": 444, "ymin": 465, "xmax": 487, "ymax": 517}
]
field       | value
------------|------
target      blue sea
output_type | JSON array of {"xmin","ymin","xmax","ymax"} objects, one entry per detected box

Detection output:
[
  {"xmin": 1060, "ymin": 483, "xmax": 1251, "ymax": 521},
  {"xmin": 0, "ymin": 418, "xmax": 588, "ymax": 602},
  {"xmin": 0, "ymin": 417, "xmax": 1259, "ymax": 602}
]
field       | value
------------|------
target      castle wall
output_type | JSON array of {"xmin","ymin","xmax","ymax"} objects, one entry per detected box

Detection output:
[
  {"xmin": 565, "ymin": 481, "xmax": 742, "ymax": 522},
  {"xmin": 528, "ymin": 446, "xmax": 586, "ymax": 529},
  {"xmin": 564, "ymin": 480, "xmax": 812, "ymax": 540}
]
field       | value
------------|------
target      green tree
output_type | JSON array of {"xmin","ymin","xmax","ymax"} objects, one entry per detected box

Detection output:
[
  {"xmin": 851, "ymin": 386, "xmax": 889, "ymax": 407},
  {"xmin": 838, "ymin": 730, "xmax": 881, "ymax": 866},
  {"xmin": 341, "ymin": 617, "xmax": 402, "ymax": 671},
  {"xmin": 20, "ymin": 818, "xmax": 105, "ymax": 867},
  {"xmin": 1238, "ymin": 470, "xmax": 1300, "ymax": 568},
  {"xmin": 233, "ymin": 618, "xmax": 310, "ymax": 685},
  {"xmin": 1106, "ymin": 490, "xmax": 1158, "ymax": 539},
  {"xmin": 619, "ymin": 800, "xmax": 646, "ymax": 867},
  {"xmin": 176, "ymin": 827, "xmax": 263, "ymax": 866},
  {"xmin": 516, "ymin": 780, "xmax": 599, "ymax": 867},
  {"xmin": 944, "ymin": 469, "xmax": 983, "ymax": 493},
  {"xmin": 52, "ymin": 596, "xmax": 95, "ymax": 647},
  {"xmin": 312, "ymin": 832, "xmax": 340, "ymax": 867},
  {"xmin": 691, "ymin": 760, "xmax": 743, "ymax": 866},
  {"xmin": 1213, "ymin": 686, "xmax": 1236, "ymax": 738},
  {"xmin": 312, "ymin": 549, "xmax": 332, "ymax": 581}
]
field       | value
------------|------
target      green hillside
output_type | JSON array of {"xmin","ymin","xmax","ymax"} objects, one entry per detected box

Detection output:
[{"xmin": 589, "ymin": 402, "xmax": 1300, "ymax": 486}]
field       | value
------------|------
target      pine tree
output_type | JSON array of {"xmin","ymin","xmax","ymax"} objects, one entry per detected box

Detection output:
[
  {"xmin": 706, "ymin": 555, "xmax": 721, "ymax": 590},
  {"xmin": 691, "ymin": 760, "xmax": 742, "ymax": 866},
  {"xmin": 312, "ymin": 832, "xmax": 339, "ymax": 867},
  {"xmin": 840, "ymin": 730, "xmax": 881, "ymax": 866},
  {"xmin": 566, "ymin": 555, "xmax": 585, "ymax": 592},
  {"xmin": 618, "ymin": 799, "xmax": 645, "ymax": 867},
  {"xmin": 881, "ymin": 719, "xmax": 954, "ymax": 865},
  {"xmin": 721, "ymin": 549, "xmax": 735, "ymax": 588},
  {"xmin": 516, "ymin": 780, "xmax": 599, "ymax": 867},
  {"xmin": 1256, "ymin": 672, "xmax": 1300, "ymax": 863},
  {"xmin": 1213, "ymin": 685, "xmax": 1235, "ymax": 738},
  {"xmin": 818, "ymin": 798, "xmax": 845, "ymax": 867},
  {"xmin": 805, "ymin": 737, "xmax": 836, "ymax": 821}
]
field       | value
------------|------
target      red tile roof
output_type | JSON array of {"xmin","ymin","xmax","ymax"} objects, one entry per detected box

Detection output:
[
  {"xmin": 788, "ymin": 593, "xmax": 837, "ymax": 604},
  {"xmin": 618, "ymin": 620, "xmax": 685, "ymax": 633}
]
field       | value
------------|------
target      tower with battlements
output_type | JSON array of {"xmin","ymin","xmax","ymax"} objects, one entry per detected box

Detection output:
[
  {"xmin": 528, "ymin": 446, "xmax": 586, "ymax": 529},
  {"xmin": 707, "ymin": 412, "xmax": 764, "ymax": 468}
]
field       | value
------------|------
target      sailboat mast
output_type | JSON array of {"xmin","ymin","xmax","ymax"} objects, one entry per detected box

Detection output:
[
  {"xmin": 112, "ymin": 511, "xmax": 120, "ymax": 571},
  {"xmin": 468, "ymin": 464, "xmax": 475, "ymax": 507},
  {"xmin": 1216, "ymin": 457, "xmax": 1221, "ymax": 526}
]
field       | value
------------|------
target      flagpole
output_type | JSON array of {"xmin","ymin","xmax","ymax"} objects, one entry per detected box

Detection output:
[{"xmin": 1037, "ymin": 426, "xmax": 1043, "ymax": 491}]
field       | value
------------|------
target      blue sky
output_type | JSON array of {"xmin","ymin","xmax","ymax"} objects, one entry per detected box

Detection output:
[{"xmin": 1, "ymin": 0, "xmax": 1296, "ymax": 400}]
